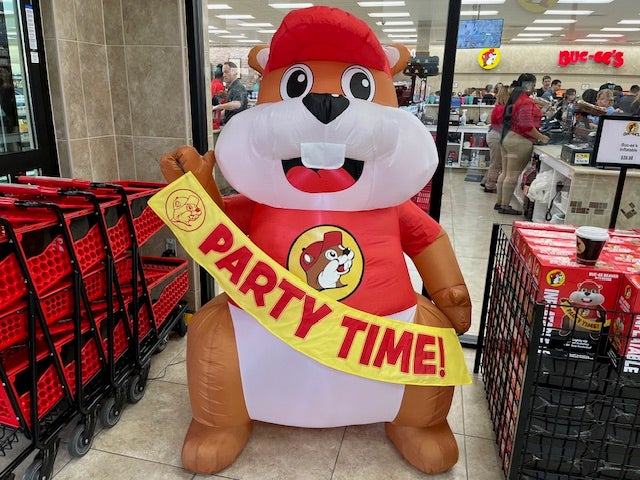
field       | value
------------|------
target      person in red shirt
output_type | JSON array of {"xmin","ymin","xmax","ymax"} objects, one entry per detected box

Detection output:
[
  {"xmin": 496, "ymin": 73, "xmax": 549, "ymax": 215},
  {"xmin": 481, "ymin": 85, "xmax": 510, "ymax": 194},
  {"xmin": 211, "ymin": 64, "xmax": 225, "ymax": 105}
]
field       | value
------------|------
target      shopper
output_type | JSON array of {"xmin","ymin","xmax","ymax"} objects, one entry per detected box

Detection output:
[
  {"xmin": 210, "ymin": 64, "xmax": 225, "ymax": 106},
  {"xmin": 554, "ymin": 88, "xmax": 577, "ymax": 127},
  {"xmin": 496, "ymin": 73, "xmax": 549, "ymax": 215},
  {"xmin": 213, "ymin": 61, "xmax": 248, "ymax": 126},
  {"xmin": 588, "ymin": 88, "xmax": 620, "ymax": 126},
  {"xmin": 481, "ymin": 85, "xmax": 510, "ymax": 194},
  {"xmin": 535, "ymin": 75, "xmax": 551, "ymax": 97},
  {"xmin": 615, "ymin": 84, "xmax": 639, "ymax": 113},
  {"xmin": 541, "ymin": 79, "xmax": 562, "ymax": 102}
]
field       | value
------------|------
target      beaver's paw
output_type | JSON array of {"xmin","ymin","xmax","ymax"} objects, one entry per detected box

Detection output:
[
  {"xmin": 385, "ymin": 421, "xmax": 458, "ymax": 474},
  {"xmin": 182, "ymin": 419, "xmax": 253, "ymax": 474}
]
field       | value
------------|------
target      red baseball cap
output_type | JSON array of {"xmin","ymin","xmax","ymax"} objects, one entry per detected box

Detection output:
[
  {"xmin": 264, "ymin": 6, "xmax": 391, "ymax": 76},
  {"xmin": 300, "ymin": 230, "xmax": 344, "ymax": 272}
]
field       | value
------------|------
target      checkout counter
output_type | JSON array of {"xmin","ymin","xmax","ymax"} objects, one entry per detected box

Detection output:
[{"xmin": 529, "ymin": 144, "xmax": 640, "ymax": 229}]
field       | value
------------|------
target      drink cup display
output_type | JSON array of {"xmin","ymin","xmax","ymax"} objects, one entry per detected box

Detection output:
[{"xmin": 575, "ymin": 226, "xmax": 609, "ymax": 265}]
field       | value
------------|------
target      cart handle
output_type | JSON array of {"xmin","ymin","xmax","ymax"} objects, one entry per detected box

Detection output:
[
  {"xmin": 17, "ymin": 175, "xmax": 93, "ymax": 189},
  {"xmin": 0, "ymin": 183, "xmax": 63, "ymax": 196}
]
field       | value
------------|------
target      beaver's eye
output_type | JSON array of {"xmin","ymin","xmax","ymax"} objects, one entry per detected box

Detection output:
[
  {"xmin": 280, "ymin": 64, "xmax": 313, "ymax": 99},
  {"xmin": 341, "ymin": 66, "xmax": 375, "ymax": 101},
  {"xmin": 326, "ymin": 250, "xmax": 338, "ymax": 260}
]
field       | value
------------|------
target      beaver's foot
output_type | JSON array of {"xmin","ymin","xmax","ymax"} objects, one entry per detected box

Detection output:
[
  {"xmin": 385, "ymin": 421, "xmax": 458, "ymax": 474},
  {"xmin": 182, "ymin": 418, "xmax": 253, "ymax": 474}
]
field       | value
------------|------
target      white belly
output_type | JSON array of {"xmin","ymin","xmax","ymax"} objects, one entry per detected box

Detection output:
[{"xmin": 230, "ymin": 303, "xmax": 416, "ymax": 428}]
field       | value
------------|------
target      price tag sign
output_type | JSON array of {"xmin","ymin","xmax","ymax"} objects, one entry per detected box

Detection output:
[{"xmin": 592, "ymin": 115, "xmax": 640, "ymax": 168}]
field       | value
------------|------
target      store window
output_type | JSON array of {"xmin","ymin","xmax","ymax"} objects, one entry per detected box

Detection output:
[{"xmin": 0, "ymin": 0, "xmax": 56, "ymax": 179}]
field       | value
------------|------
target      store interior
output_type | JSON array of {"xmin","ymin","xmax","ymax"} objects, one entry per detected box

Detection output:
[{"xmin": 2, "ymin": 1, "xmax": 640, "ymax": 479}]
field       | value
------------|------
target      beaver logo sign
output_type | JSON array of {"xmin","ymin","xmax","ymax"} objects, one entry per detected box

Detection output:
[
  {"xmin": 166, "ymin": 189, "xmax": 206, "ymax": 231},
  {"xmin": 289, "ymin": 226, "xmax": 363, "ymax": 300}
]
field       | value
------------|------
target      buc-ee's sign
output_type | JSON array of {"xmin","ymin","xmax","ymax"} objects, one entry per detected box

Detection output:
[{"xmin": 558, "ymin": 49, "xmax": 624, "ymax": 68}]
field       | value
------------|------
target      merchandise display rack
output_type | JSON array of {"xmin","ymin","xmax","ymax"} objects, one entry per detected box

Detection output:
[
  {"xmin": 476, "ymin": 224, "xmax": 640, "ymax": 480},
  {"xmin": 0, "ymin": 177, "xmax": 189, "ymax": 480}
]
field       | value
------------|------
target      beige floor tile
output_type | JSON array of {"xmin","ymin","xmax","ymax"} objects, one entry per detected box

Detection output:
[
  {"xmin": 91, "ymin": 379, "xmax": 191, "ymax": 467},
  {"xmin": 463, "ymin": 435, "xmax": 504, "ymax": 480},
  {"xmin": 148, "ymin": 335, "xmax": 188, "ymax": 385},
  {"xmin": 461, "ymin": 378, "xmax": 495, "ymax": 440},
  {"xmin": 448, "ymin": 386, "xmax": 464, "ymax": 436},
  {"xmin": 220, "ymin": 422, "xmax": 343, "ymax": 480},
  {"xmin": 333, "ymin": 424, "xmax": 467, "ymax": 480},
  {"xmin": 52, "ymin": 449, "xmax": 194, "ymax": 479}
]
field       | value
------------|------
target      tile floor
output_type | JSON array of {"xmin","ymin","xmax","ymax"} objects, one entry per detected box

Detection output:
[{"xmin": 6, "ymin": 169, "xmax": 523, "ymax": 479}]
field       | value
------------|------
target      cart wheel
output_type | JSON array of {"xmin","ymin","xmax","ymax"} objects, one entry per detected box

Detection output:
[
  {"xmin": 68, "ymin": 423, "xmax": 93, "ymax": 457},
  {"xmin": 175, "ymin": 316, "xmax": 187, "ymax": 337},
  {"xmin": 127, "ymin": 361, "xmax": 151, "ymax": 404},
  {"xmin": 22, "ymin": 459, "xmax": 42, "ymax": 480},
  {"xmin": 99, "ymin": 396, "xmax": 122, "ymax": 428},
  {"xmin": 155, "ymin": 336, "xmax": 169, "ymax": 353}
]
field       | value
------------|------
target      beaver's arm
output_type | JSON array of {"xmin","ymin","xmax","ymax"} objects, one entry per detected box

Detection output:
[
  {"xmin": 412, "ymin": 229, "xmax": 472, "ymax": 335},
  {"xmin": 160, "ymin": 146, "xmax": 224, "ymax": 211}
]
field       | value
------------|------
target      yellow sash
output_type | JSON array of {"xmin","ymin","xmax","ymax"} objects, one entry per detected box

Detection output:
[{"xmin": 148, "ymin": 172, "xmax": 471, "ymax": 386}]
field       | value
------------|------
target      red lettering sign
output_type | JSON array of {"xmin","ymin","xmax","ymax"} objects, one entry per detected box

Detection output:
[{"xmin": 558, "ymin": 49, "xmax": 624, "ymax": 68}]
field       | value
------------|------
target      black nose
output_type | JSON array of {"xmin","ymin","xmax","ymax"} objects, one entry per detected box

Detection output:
[
  {"xmin": 343, "ymin": 247, "xmax": 351, "ymax": 256},
  {"xmin": 302, "ymin": 93, "xmax": 349, "ymax": 124}
]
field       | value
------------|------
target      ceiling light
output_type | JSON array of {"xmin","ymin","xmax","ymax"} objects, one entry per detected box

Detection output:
[
  {"xmin": 461, "ymin": 0, "xmax": 504, "ymax": 3},
  {"xmin": 533, "ymin": 19, "xmax": 577, "ymax": 23},
  {"xmin": 207, "ymin": 4, "xmax": 232, "ymax": 9},
  {"xmin": 391, "ymin": 39, "xmax": 416, "ymax": 43},
  {"xmin": 524, "ymin": 27, "xmax": 563, "ymax": 31},
  {"xmin": 587, "ymin": 33, "xmax": 623, "ymax": 37},
  {"xmin": 237, "ymin": 22, "xmax": 273, "ymax": 27},
  {"xmin": 375, "ymin": 20, "xmax": 413, "ymax": 25},
  {"xmin": 358, "ymin": 1, "xmax": 405, "ymax": 6},
  {"xmin": 574, "ymin": 38, "xmax": 608, "ymax": 42},
  {"xmin": 602, "ymin": 27, "xmax": 640, "ymax": 31},
  {"xmin": 208, "ymin": 29, "xmax": 230, "ymax": 34},
  {"xmin": 237, "ymin": 39, "xmax": 263, "ymax": 43},
  {"xmin": 269, "ymin": 3, "xmax": 314, "ymax": 8},
  {"xmin": 511, "ymin": 38, "xmax": 544, "ymax": 42},
  {"xmin": 518, "ymin": 33, "xmax": 552, "ymax": 37},
  {"xmin": 460, "ymin": 10, "xmax": 499, "ymax": 15},
  {"xmin": 368, "ymin": 12, "xmax": 410, "ymax": 17},
  {"xmin": 618, "ymin": 20, "xmax": 640, "ymax": 25},
  {"xmin": 216, "ymin": 14, "xmax": 255, "ymax": 19},
  {"xmin": 257, "ymin": 29, "xmax": 277, "ymax": 33},
  {"xmin": 382, "ymin": 28, "xmax": 416, "ymax": 32},
  {"xmin": 387, "ymin": 33, "xmax": 416, "ymax": 37},
  {"xmin": 557, "ymin": 0, "xmax": 612, "ymax": 2},
  {"xmin": 218, "ymin": 34, "xmax": 247, "ymax": 38},
  {"xmin": 544, "ymin": 10, "xmax": 594, "ymax": 15}
]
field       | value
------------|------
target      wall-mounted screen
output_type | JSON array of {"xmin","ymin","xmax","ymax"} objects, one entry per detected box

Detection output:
[{"xmin": 456, "ymin": 19, "xmax": 504, "ymax": 49}]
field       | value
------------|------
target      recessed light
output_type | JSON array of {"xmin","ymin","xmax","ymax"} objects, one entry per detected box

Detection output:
[
  {"xmin": 587, "ymin": 33, "xmax": 623, "ymax": 37},
  {"xmin": 533, "ymin": 19, "xmax": 577, "ymax": 23},
  {"xmin": 618, "ymin": 20, "xmax": 640, "ymax": 25},
  {"xmin": 357, "ymin": 1, "xmax": 405, "ymax": 6},
  {"xmin": 237, "ymin": 22, "xmax": 273, "ymax": 27},
  {"xmin": 524, "ymin": 27, "xmax": 563, "ymax": 31},
  {"xmin": 460, "ymin": 10, "xmax": 498, "ymax": 15},
  {"xmin": 518, "ymin": 33, "xmax": 552, "ymax": 37},
  {"xmin": 387, "ymin": 33, "xmax": 416, "ymax": 37},
  {"xmin": 382, "ymin": 28, "xmax": 416, "ymax": 32},
  {"xmin": 207, "ymin": 4, "xmax": 232, "ymax": 9},
  {"xmin": 574, "ymin": 38, "xmax": 607, "ymax": 42},
  {"xmin": 544, "ymin": 10, "xmax": 594, "ymax": 15},
  {"xmin": 375, "ymin": 20, "xmax": 413, "ymax": 25},
  {"xmin": 391, "ymin": 39, "xmax": 416, "ymax": 44},
  {"xmin": 602, "ymin": 27, "xmax": 640, "ymax": 31},
  {"xmin": 237, "ymin": 39, "xmax": 263, "ymax": 43},
  {"xmin": 208, "ymin": 29, "xmax": 230, "ymax": 34},
  {"xmin": 268, "ymin": 3, "xmax": 314, "ymax": 8},
  {"xmin": 257, "ymin": 29, "xmax": 277, "ymax": 34},
  {"xmin": 216, "ymin": 14, "xmax": 255, "ymax": 19},
  {"xmin": 218, "ymin": 34, "xmax": 247, "ymax": 38},
  {"xmin": 511, "ymin": 38, "xmax": 544, "ymax": 42},
  {"xmin": 368, "ymin": 12, "xmax": 410, "ymax": 17}
]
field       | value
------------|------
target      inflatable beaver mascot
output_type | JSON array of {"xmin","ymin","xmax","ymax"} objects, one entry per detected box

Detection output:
[{"xmin": 159, "ymin": 5, "xmax": 471, "ymax": 475}]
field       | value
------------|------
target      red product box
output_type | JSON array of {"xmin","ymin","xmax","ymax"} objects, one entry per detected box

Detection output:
[
  {"xmin": 531, "ymin": 252, "xmax": 622, "ymax": 357},
  {"xmin": 608, "ymin": 274, "xmax": 640, "ymax": 375}
]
